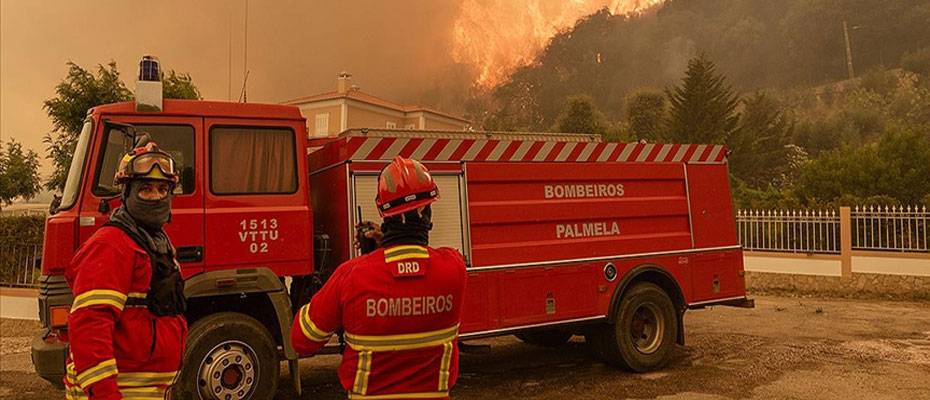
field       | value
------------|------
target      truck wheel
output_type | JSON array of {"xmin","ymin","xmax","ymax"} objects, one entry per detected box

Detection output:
[
  {"xmin": 174, "ymin": 312, "xmax": 279, "ymax": 400},
  {"xmin": 587, "ymin": 282, "xmax": 678, "ymax": 372},
  {"xmin": 515, "ymin": 330, "xmax": 573, "ymax": 347}
]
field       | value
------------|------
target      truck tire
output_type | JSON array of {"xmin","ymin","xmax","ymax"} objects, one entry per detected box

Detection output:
[
  {"xmin": 587, "ymin": 282, "xmax": 678, "ymax": 372},
  {"xmin": 515, "ymin": 330, "xmax": 573, "ymax": 347},
  {"xmin": 174, "ymin": 312, "xmax": 280, "ymax": 400}
]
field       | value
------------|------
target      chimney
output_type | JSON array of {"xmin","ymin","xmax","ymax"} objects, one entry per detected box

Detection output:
[{"xmin": 337, "ymin": 71, "xmax": 352, "ymax": 94}]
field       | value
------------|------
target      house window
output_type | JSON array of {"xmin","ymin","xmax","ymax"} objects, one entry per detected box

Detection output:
[
  {"xmin": 405, "ymin": 124, "xmax": 416, "ymax": 130},
  {"xmin": 315, "ymin": 113, "xmax": 329, "ymax": 136},
  {"xmin": 386, "ymin": 122, "xmax": 397, "ymax": 129}
]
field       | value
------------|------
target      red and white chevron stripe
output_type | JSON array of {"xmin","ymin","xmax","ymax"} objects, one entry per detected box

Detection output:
[{"xmin": 343, "ymin": 137, "xmax": 727, "ymax": 164}]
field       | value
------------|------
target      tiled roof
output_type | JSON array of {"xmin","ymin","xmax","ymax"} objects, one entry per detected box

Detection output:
[{"xmin": 282, "ymin": 89, "xmax": 471, "ymax": 123}]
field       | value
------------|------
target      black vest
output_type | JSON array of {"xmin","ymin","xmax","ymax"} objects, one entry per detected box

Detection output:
[{"xmin": 105, "ymin": 221, "xmax": 186, "ymax": 316}]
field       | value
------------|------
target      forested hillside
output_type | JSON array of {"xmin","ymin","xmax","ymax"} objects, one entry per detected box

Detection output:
[
  {"xmin": 476, "ymin": 0, "xmax": 930, "ymax": 208},
  {"xmin": 482, "ymin": 0, "xmax": 930, "ymax": 130}
]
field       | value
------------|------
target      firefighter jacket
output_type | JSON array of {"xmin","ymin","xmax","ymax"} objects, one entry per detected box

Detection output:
[
  {"xmin": 291, "ymin": 244, "xmax": 467, "ymax": 400},
  {"xmin": 64, "ymin": 227, "xmax": 187, "ymax": 400}
]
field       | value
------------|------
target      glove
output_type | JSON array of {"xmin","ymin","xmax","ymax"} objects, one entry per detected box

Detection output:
[{"xmin": 355, "ymin": 221, "xmax": 382, "ymax": 254}]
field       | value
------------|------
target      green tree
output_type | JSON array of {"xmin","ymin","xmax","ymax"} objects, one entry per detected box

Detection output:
[
  {"xmin": 728, "ymin": 93, "xmax": 795, "ymax": 188},
  {"xmin": 162, "ymin": 70, "xmax": 202, "ymax": 100},
  {"xmin": 43, "ymin": 62, "xmax": 131, "ymax": 191},
  {"xmin": 901, "ymin": 47, "xmax": 930, "ymax": 77},
  {"xmin": 44, "ymin": 62, "xmax": 132, "ymax": 137},
  {"xmin": 665, "ymin": 53, "xmax": 740, "ymax": 144},
  {"xmin": 0, "ymin": 139, "xmax": 42, "ymax": 209},
  {"xmin": 794, "ymin": 129, "xmax": 930, "ymax": 205},
  {"xmin": 43, "ymin": 61, "xmax": 201, "ymax": 191},
  {"xmin": 601, "ymin": 122, "xmax": 632, "ymax": 143},
  {"xmin": 624, "ymin": 90, "xmax": 667, "ymax": 140},
  {"xmin": 552, "ymin": 95, "xmax": 607, "ymax": 135}
]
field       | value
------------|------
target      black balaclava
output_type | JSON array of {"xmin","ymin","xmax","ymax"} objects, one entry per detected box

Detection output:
[
  {"xmin": 379, "ymin": 205, "xmax": 433, "ymax": 248},
  {"xmin": 107, "ymin": 180, "xmax": 172, "ymax": 255},
  {"xmin": 124, "ymin": 180, "xmax": 172, "ymax": 232}
]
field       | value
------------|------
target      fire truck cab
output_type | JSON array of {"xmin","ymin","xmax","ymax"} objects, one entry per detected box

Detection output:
[
  {"xmin": 33, "ymin": 98, "xmax": 312, "ymax": 399},
  {"xmin": 32, "ymin": 58, "xmax": 751, "ymax": 400}
]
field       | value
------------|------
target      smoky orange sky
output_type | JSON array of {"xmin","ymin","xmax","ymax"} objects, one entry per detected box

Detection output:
[{"xmin": 1, "ymin": 0, "xmax": 655, "ymax": 176}]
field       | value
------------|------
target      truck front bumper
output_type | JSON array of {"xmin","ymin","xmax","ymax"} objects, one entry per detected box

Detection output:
[{"xmin": 31, "ymin": 333, "xmax": 67, "ymax": 388}]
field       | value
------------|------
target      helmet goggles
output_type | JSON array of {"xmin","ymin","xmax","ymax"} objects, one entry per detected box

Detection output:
[{"xmin": 127, "ymin": 152, "xmax": 178, "ymax": 180}]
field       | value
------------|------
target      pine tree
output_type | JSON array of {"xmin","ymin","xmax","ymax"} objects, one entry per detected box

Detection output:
[
  {"xmin": 665, "ymin": 53, "xmax": 740, "ymax": 144},
  {"xmin": 728, "ymin": 92, "xmax": 795, "ymax": 188}
]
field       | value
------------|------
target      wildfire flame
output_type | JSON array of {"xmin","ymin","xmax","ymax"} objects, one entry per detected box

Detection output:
[{"xmin": 452, "ymin": 0, "xmax": 663, "ymax": 88}]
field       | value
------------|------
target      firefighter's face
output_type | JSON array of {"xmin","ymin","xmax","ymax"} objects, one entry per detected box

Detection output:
[{"xmin": 136, "ymin": 181, "xmax": 171, "ymax": 200}]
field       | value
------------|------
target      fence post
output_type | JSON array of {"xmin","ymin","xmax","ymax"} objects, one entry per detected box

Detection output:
[{"xmin": 840, "ymin": 206, "xmax": 852, "ymax": 278}]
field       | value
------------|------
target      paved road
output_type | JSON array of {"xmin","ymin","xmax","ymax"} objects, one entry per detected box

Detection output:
[{"xmin": 4, "ymin": 295, "xmax": 929, "ymax": 399}]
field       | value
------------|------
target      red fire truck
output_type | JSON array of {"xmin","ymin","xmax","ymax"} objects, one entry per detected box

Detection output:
[{"xmin": 32, "ymin": 70, "xmax": 751, "ymax": 400}]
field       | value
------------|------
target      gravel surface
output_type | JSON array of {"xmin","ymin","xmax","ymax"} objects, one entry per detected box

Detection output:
[{"xmin": 3, "ymin": 295, "xmax": 929, "ymax": 399}]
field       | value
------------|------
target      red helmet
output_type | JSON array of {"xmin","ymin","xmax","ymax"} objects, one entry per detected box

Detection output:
[
  {"xmin": 113, "ymin": 141, "xmax": 179, "ymax": 186},
  {"xmin": 376, "ymin": 156, "xmax": 439, "ymax": 217}
]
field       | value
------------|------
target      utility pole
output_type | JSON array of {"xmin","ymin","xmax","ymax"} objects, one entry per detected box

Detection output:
[
  {"xmin": 843, "ymin": 20, "xmax": 855, "ymax": 80},
  {"xmin": 227, "ymin": 12, "xmax": 232, "ymax": 101},
  {"xmin": 241, "ymin": 0, "xmax": 249, "ymax": 102}
]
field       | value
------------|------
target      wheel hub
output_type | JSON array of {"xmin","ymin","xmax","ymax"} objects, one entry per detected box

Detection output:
[
  {"xmin": 198, "ymin": 340, "xmax": 258, "ymax": 400},
  {"xmin": 630, "ymin": 302, "xmax": 664, "ymax": 355}
]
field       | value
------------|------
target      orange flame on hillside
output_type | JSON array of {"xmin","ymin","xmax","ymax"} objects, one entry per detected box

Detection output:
[{"xmin": 452, "ymin": 0, "xmax": 663, "ymax": 88}]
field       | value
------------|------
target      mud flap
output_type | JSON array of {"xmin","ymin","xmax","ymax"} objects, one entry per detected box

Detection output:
[
  {"xmin": 677, "ymin": 309, "xmax": 686, "ymax": 345},
  {"xmin": 290, "ymin": 359, "xmax": 301, "ymax": 396},
  {"xmin": 689, "ymin": 297, "xmax": 756, "ymax": 310}
]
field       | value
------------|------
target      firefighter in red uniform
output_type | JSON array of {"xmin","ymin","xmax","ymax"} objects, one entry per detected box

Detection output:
[
  {"xmin": 291, "ymin": 156, "xmax": 467, "ymax": 400},
  {"xmin": 64, "ymin": 138, "xmax": 187, "ymax": 400}
]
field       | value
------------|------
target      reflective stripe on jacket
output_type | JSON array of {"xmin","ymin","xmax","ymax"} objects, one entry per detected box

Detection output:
[
  {"xmin": 64, "ymin": 227, "xmax": 187, "ymax": 400},
  {"xmin": 291, "ymin": 245, "xmax": 467, "ymax": 399}
]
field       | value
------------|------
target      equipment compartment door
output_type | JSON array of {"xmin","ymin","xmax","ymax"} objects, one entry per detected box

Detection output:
[
  {"xmin": 350, "ymin": 173, "xmax": 467, "ymax": 258},
  {"xmin": 466, "ymin": 162, "xmax": 691, "ymax": 268}
]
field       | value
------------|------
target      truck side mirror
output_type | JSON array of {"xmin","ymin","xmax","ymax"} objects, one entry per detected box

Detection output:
[{"xmin": 48, "ymin": 195, "xmax": 62, "ymax": 215}]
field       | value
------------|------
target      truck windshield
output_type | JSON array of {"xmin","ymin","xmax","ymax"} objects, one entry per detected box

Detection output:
[{"xmin": 58, "ymin": 120, "xmax": 93, "ymax": 211}]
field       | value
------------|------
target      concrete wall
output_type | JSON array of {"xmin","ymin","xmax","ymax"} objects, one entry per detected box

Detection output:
[
  {"xmin": 0, "ymin": 287, "xmax": 38, "ymax": 320},
  {"xmin": 744, "ymin": 250, "xmax": 930, "ymax": 300},
  {"xmin": 424, "ymin": 116, "xmax": 467, "ymax": 131},
  {"xmin": 852, "ymin": 251, "xmax": 930, "ymax": 276},
  {"xmin": 745, "ymin": 271, "xmax": 930, "ymax": 300},
  {"xmin": 346, "ymin": 102, "xmax": 405, "ymax": 130},
  {"xmin": 300, "ymin": 104, "xmax": 342, "ymax": 137},
  {"xmin": 744, "ymin": 252, "xmax": 843, "ymax": 276}
]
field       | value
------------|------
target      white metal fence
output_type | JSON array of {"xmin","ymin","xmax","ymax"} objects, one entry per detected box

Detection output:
[
  {"xmin": 737, "ymin": 206, "xmax": 930, "ymax": 254},
  {"xmin": 0, "ymin": 243, "xmax": 43, "ymax": 287},
  {"xmin": 737, "ymin": 209, "xmax": 841, "ymax": 254},
  {"xmin": 852, "ymin": 205, "xmax": 929, "ymax": 252},
  {"xmin": 0, "ymin": 208, "xmax": 48, "ymax": 218}
]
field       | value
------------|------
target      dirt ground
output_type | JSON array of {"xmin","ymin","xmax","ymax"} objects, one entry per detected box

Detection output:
[{"xmin": 2, "ymin": 295, "xmax": 929, "ymax": 399}]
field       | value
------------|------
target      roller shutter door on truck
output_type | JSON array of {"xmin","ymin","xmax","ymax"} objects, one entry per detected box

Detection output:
[{"xmin": 351, "ymin": 173, "xmax": 467, "ymax": 259}]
